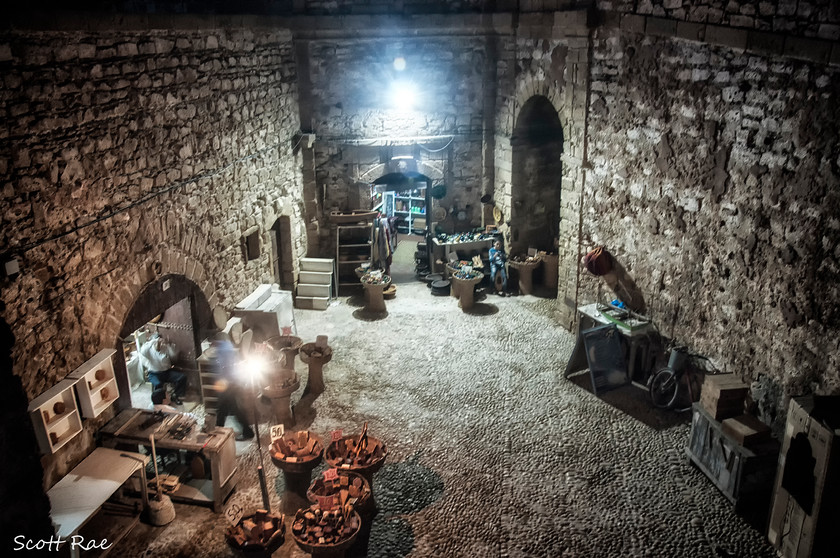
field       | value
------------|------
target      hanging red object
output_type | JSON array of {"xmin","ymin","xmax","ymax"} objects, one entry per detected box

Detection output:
[{"xmin": 584, "ymin": 246, "xmax": 612, "ymax": 276}]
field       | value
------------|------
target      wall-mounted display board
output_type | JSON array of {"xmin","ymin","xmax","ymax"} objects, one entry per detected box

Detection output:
[
  {"xmin": 67, "ymin": 348, "xmax": 119, "ymax": 419},
  {"xmin": 27, "ymin": 378, "xmax": 83, "ymax": 454}
]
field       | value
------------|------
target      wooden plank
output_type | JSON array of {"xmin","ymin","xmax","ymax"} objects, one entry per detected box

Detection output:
[{"xmin": 722, "ymin": 414, "xmax": 771, "ymax": 448}]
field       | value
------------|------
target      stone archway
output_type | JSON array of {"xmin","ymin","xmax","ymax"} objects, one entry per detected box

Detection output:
[
  {"xmin": 509, "ymin": 95, "xmax": 564, "ymax": 255},
  {"xmin": 114, "ymin": 273, "xmax": 213, "ymax": 409}
]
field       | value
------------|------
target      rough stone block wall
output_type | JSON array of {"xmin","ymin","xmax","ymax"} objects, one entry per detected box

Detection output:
[
  {"xmin": 493, "ymin": 26, "xmax": 589, "ymax": 326},
  {"xmin": 599, "ymin": 0, "xmax": 840, "ymax": 39},
  {"xmin": 585, "ymin": 26, "xmax": 840, "ymax": 430},
  {"xmin": 0, "ymin": 23, "xmax": 304, "ymax": 481}
]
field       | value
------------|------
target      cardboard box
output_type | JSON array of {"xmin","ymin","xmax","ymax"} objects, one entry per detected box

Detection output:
[{"xmin": 767, "ymin": 396, "xmax": 840, "ymax": 558}]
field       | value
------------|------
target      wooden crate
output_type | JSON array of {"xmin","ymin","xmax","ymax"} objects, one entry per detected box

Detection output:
[{"xmin": 686, "ymin": 404, "xmax": 779, "ymax": 529}]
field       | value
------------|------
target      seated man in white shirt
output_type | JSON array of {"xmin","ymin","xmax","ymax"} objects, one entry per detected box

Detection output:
[{"xmin": 139, "ymin": 334, "xmax": 187, "ymax": 405}]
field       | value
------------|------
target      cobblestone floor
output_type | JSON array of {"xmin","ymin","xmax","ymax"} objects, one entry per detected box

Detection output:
[{"xmin": 109, "ymin": 247, "xmax": 778, "ymax": 558}]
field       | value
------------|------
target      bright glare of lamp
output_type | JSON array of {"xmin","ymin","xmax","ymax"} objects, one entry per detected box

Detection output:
[
  {"xmin": 240, "ymin": 354, "xmax": 266, "ymax": 382},
  {"xmin": 391, "ymin": 81, "xmax": 416, "ymax": 110},
  {"xmin": 393, "ymin": 57, "xmax": 406, "ymax": 71}
]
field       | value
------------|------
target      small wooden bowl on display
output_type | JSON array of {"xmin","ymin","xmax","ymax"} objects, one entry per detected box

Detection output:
[
  {"xmin": 307, "ymin": 470, "xmax": 373, "ymax": 515},
  {"xmin": 291, "ymin": 505, "xmax": 361, "ymax": 556},
  {"xmin": 270, "ymin": 430, "xmax": 324, "ymax": 475},
  {"xmin": 225, "ymin": 510, "xmax": 286, "ymax": 558},
  {"xmin": 325, "ymin": 434, "xmax": 387, "ymax": 478}
]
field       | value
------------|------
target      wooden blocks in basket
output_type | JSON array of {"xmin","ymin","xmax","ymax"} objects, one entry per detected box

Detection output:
[{"xmin": 701, "ymin": 374, "xmax": 749, "ymax": 420}]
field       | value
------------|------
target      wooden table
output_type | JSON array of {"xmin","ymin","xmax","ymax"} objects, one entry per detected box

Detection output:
[
  {"xmin": 574, "ymin": 303, "xmax": 657, "ymax": 384},
  {"xmin": 48, "ymin": 447, "xmax": 149, "ymax": 557},
  {"xmin": 99, "ymin": 408, "xmax": 238, "ymax": 512},
  {"xmin": 431, "ymin": 237, "xmax": 494, "ymax": 272}
]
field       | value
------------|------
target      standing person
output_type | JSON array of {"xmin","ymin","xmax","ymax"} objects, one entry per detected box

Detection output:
[
  {"xmin": 489, "ymin": 238, "xmax": 510, "ymax": 296},
  {"xmin": 139, "ymin": 333, "xmax": 187, "ymax": 404},
  {"xmin": 210, "ymin": 339, "xmax": 254, "ymax": 441}
]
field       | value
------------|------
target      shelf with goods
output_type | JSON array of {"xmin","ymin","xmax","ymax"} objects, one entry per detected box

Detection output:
[
  {"xmin": 395, "ymin": 189, "xmax": 427, "ymax": 235},
  {"xmin": 68, "ymin": 348, "xmax": 120, "ymax": 419},
  {"xmin": 370, "ymin": 189, "xmax": 384, "ymax": 212},
  {"xmin": 336, "ymin": 223, "xmax": 373, "ymax": 294},
  {"xmin": 28, "ymin": 378, "xmax": 84, "ymax": 454}
]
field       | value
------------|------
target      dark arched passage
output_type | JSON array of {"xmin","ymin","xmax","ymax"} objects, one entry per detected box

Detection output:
[
  {"xmin": 114, "ymin": 274, "xmax": 213, "ymax": 410},
  {"xmin": 510, "ymin": 96, "xmax": 564, "ymax": 255}
]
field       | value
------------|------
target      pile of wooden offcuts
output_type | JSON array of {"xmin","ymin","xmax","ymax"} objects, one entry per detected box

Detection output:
[
  {"xmin": 309, "ymin": 472, "xmax": 369, "ymax": 508},
  {"xmin": 226, "ymin": 509, "xmax": 285, "ymax": 549},
  {"xmin": 272, "ymin": 430, "xmax": 322, "ymax": 463},
  {"xmin": 328, "ymin": 424, "xmax": 385, "ymax": 467},
  {"xmin": 292, "ymin": 505, "xmax": 359, "ymax": 546}
]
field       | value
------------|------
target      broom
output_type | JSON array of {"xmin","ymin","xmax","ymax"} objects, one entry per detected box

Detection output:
[{"xmin": 146, "ymin": 434, "xmax": 176, "ymax": 525}]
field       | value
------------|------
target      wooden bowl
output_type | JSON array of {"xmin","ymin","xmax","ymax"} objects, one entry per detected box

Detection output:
[
  {"xmin": 291, "ymin": 506, "xmax": 361, "ymax": 554},
  {"xmin": 225, "ymin": 512, "xmax": 285, "ymax": 558},
  {"xmin": 270, "ymin": 431, "xmax": 324, "ymax": 474},
  {"xmin": 325, "ymin": 435, "xmax": 387, "ymax": 477},
  {"xmin": 307, "ymin": 470, "xmax": 373, "ymax": 514}
]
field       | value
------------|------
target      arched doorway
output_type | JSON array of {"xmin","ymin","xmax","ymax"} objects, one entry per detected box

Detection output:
[
  {"xmin": 114, "ymin": 274, "xmax": 213, "ymax": 411},
  {"xmin": 510, "ymin": 96, "xmax": 564, "ymax": 256}
]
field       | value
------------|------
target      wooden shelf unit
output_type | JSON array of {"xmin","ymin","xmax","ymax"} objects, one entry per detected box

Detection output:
[
  {"xmin": 28, "ymin": 378, "xmax": 83, "ymax": 454},
  {"xmin": 196, "ymin": 350, "xmax": 221, "ymax": 415},
  {"xmin": 395, "ymin": 189, "xmax": 426, "ymax": 235},
  {"xmin": 335, "ymin": 223, "xmax": 373, "ymax": 295},
  {"xmin": 68, "ymin": 348, "xmax": 120, "ymax": 419}
]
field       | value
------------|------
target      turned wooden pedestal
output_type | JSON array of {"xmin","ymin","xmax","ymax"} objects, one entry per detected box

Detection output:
[
  {"xmin": 300, "ymin": 343, "xmax": 333, "ymax": 396},
  {"xmin": 509, "ymin": 260, "xmax": 541, "ymax": 295},
  {"xmin": 360, "ymin": 277, "xmax": 390, "ymax": 313},
  {"xmin": 262, "ymin": 373, "xmax": 299, "ymax": 429},
  {"xmin": 450, "ymin": 273, "xmax": 484, "ymax": 310},
  {"xmin": 266, "ymin": 335, "xmax": 302, "ymax": 369}
]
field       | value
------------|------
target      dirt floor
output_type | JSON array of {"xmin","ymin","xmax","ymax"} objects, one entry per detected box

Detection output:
[{"xmin": 94, "ymin": 238, "xmax": 778, "ymax": 558}]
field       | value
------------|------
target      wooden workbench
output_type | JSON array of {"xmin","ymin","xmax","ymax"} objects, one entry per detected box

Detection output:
[
  {"xmin": 99, "ymin": 408, "xmax": 238, "ymax": 512},
  {"xmin": 48, "ymin": 447, "xmax": 149, "ymax": 557}
]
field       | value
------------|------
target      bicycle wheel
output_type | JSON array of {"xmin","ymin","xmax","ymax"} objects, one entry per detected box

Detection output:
[{"xmin": 649, "ymin": 367, "xmax": 680, "ymax": 409}]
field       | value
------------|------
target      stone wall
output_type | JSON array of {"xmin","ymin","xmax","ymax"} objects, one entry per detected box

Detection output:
[
  {"xmin": 0, "ymin": 22, "xmax": 304, "ymax": 482},
  {"xmin": 493, "ymin": 12, "xmax": 591, "ymax": 327},
  {"xmin": 302, "ymin": 32, "xmax": 495, "ymax": 253},
  {"xmin": 599, "ymin": 0, "xmax": 840, "ymax": 39},
  {"xmin": 585, "ymin": 22, "xmax": 840, "ymax": 430}
]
